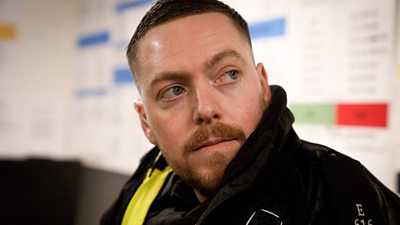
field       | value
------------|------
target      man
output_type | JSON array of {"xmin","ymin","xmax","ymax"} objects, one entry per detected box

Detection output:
[{"xmin": 102, "ymin": 0, "xmax": 400, "ymax": 224}]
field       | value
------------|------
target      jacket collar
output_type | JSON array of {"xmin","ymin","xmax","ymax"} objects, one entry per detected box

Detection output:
[
  {"xmin": 221, "ymin": 85, "xmax": 295, "ymax": 185},
  {"xmin": 192, "ymin": 85, "xmax": 298, "ymax": 223},
  {"xmin": 146, "ymin": 85, "xmax": 298, "ymax": 225}
]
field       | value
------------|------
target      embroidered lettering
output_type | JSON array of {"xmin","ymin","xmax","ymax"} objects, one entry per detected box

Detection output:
[
  {"xmin": 354, "ymin": 204, "xmax": 373, "ymax": 225},
  {"xmin": 355, "ymin": 204, "xmax": 365, "ymax": 216},
  {"xmin": 354, "ymin": 219, "xmax": 373, "ymax": 225}
]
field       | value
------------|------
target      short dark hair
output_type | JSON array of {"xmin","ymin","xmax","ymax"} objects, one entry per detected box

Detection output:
[{"xmin": 126, "ymin": 0, "xmax": 252, "ymax": 82}]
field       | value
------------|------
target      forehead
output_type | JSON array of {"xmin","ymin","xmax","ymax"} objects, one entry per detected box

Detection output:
[{"xmin": 134, "ymin": 12, "xmax": 252, "ymax": 86}]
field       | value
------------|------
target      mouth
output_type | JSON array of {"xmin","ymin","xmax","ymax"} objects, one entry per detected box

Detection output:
[{"xmin": 193, "ymin": 137, "xmax": 236, "ymax": 152}]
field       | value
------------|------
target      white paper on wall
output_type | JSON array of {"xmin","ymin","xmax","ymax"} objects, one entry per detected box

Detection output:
[
  {"xmin": 236, "ymin": 0, "xmax": 398, "ymax": 190},
  {"xmin": 0, "ymin": 96, "xmax": 68, "ymax": 159}
]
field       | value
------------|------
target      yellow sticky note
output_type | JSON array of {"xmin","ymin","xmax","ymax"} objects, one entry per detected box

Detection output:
[{"xmin": 0, "ymin": 23, "xmax": 17, "ymax": 40}]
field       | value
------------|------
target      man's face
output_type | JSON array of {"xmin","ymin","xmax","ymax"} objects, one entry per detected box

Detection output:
[{"xmin": 133, "ymin": 12, "xmax": 271, "ymax": 200}]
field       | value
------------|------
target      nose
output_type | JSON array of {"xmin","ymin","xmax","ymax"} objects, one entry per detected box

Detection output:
[{"xmin": 193, "ymin": 84, "xmax": 221, "ymax": 125}]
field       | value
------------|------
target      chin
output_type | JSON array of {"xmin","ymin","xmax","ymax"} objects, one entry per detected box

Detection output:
[{"xmin": 187, "ymin": 152, "xmax": 228, "ymax": 197}]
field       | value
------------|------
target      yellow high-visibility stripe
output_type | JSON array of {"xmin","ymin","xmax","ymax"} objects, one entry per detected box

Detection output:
[{"xmin": 122, "ymin": 166, "xmax": 173, "ymax": 225}]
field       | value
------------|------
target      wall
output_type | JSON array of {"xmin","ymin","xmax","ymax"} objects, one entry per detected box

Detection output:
[
  {"xmin": 0, "ymin": 0, "xmax": 399, "ymax": 193},
  {"xmin": 0, "ymin": 0, "xmax": 78, "ymax": 158}
]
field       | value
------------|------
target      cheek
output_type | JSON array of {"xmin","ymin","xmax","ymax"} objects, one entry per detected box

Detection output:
[
  {"xmin": 148, "ymin": 110, "xmax": 189, "ymax": 153},
  {"xmin": 229, "ymin": 88, "xmax": 265, "ymax": 136}
]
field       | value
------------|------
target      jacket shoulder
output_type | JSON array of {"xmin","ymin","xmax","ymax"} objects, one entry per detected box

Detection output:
[{"xmin": 296, "ymin": 140, "xmax": 400, "ymax": 224}]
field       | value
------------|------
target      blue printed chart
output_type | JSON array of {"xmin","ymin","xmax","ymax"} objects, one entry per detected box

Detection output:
[{"xmin": 70, "ymin": 0, "xmax": 154, "ymax": 173}]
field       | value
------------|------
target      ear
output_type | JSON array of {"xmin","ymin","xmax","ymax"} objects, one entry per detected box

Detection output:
[
  {"xmin": 256, "ymin": 63, "xmax": 271, "ymax": 105},
  {"xmin": 134, "ymin": 99, "xmax": 157, "ymax": 145}
]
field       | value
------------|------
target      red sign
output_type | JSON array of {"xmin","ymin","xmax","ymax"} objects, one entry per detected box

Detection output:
[{"xmin": 336, "ymin": 103, "xmax": 388, "ymax": 128}]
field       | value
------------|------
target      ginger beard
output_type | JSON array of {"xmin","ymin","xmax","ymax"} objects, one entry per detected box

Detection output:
[{"xmin": 160, "ymin": 122, "xmax": 246, "ymax": 199}]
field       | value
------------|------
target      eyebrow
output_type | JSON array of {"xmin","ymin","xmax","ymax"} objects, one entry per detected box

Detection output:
[
  {"xmin": 149, "ymin": 71, "xmax": 190, "ymax": 92},
  {"xmin": 205, "ymin": 49, "xmax": 242, "ymax": 69}
]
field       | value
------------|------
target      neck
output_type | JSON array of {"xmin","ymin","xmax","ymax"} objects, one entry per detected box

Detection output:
[{"xmin": 194, "ymin": 190, "xmax": 208, "ymax": 203}]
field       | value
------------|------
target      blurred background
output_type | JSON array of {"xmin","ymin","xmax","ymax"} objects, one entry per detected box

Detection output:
[{"xmin": 0, "ymin": 0, "xmax": 399, "ymax": 224}]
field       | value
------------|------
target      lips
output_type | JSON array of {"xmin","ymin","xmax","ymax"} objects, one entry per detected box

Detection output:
[{"xmin": 193, "ymin": 137, "xmax": 236, "ymax": 152}]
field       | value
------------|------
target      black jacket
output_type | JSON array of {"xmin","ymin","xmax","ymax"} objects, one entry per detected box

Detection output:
[{"xmin": 102, "ymin": 86, "xmax": 400, "ymax": 225}]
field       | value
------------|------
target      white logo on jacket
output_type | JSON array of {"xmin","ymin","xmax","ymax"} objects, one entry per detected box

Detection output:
[{"xmin": 246, "ymin": 209, "xmax": 283, "ymax": 225}]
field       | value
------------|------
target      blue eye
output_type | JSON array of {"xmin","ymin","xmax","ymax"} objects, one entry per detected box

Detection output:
[
  {"xmin": 160, "ymin": 86, "xmax": 186, "ymax": 101},
  {"xmin": 216, "ymin": 69, "xmax": 241, "ymax": 85},
  {"xmin": 171, "ymin": 86, "xmax": 184, "ymax": 95},
  {"xmin": 226, "ymin": 70, "xmax": 239, "ymax": 80}
]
